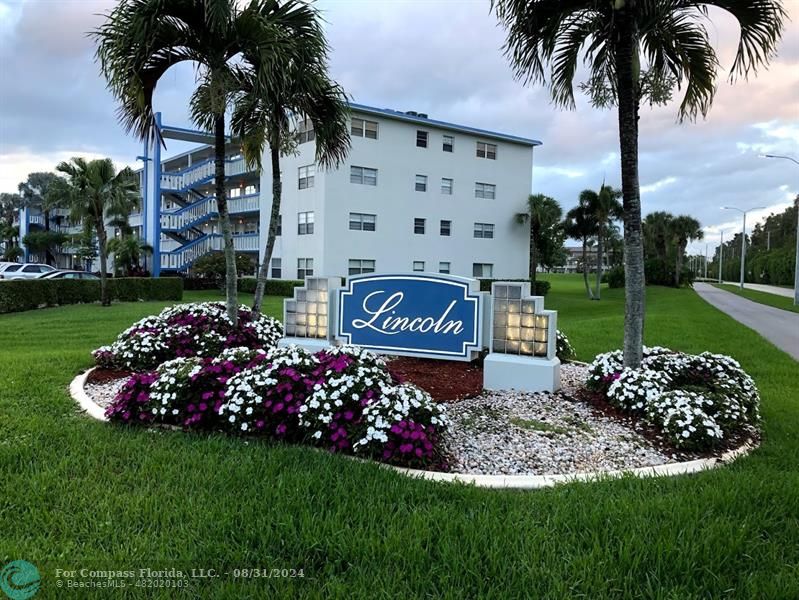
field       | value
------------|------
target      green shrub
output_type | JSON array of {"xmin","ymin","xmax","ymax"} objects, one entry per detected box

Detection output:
[
  {"xmin": 605, "ymin": 266, "xmax": 625, "ymax": 288},
  {"xmin": 0, "ymin": 277, "xmax": 183, "ymax": 314},
  {"xmin": 478, "ymin": 278, "xmax": 550, "ymax": 296},
  {"xmin": 238, "ymin": 278, "xmax": 304, "ymax": 297}
]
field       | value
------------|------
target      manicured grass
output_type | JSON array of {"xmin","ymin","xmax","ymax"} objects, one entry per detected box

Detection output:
[
  {"xmin": 711, "ymin": 283, "xmax": 799, "ymax": 313},
  {"xmin": 2, "ymin": 281, "xmax": 799, "ymax": 598}
]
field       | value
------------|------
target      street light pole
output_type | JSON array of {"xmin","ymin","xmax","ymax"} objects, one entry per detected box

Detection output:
[
  {"xmin": 762, "ymin": 154, "xmax": 799, "ymax": 306},
  {"xmin": 718, "ymin": 230, "xmax": 724, "ymax": 283},
  {"xmin": 723, "ymin": 205, "xmax": 766, "ymax": 291}
]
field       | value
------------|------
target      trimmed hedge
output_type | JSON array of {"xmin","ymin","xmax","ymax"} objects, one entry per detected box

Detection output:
[
  {"xmin": 0, "ymin": 277, "xmax": 184, "ymax": 314},
  {"xmin": 478, "ymin": 278, "xmax": 551, "ymax": 296},
  {"xmin": 238, "ymin": 278, "xmax": 304, "ymax": 297}
]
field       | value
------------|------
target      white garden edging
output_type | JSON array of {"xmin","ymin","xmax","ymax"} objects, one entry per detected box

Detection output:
[{"xmin": 69, "ymin": 367, "xmax": 756, "ymax": 490}]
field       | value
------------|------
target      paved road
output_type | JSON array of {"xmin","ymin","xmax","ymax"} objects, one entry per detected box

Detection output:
[
  {"xmin": 720, "ymin": 281, "xmax": 794, "ymax": 299},
  {"xmin": 694, "ymin": 283, "xmax": 799, "ymax": 361}
]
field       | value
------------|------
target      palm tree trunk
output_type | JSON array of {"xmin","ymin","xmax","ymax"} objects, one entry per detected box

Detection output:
[
  {"xmin": 595, "ymin": 227, "xmax": 603, "ymax": 300},
  {"xmin": 96, "ymin": 223, "xmax": 110, "ymax": 307},
  {"xmin": 44, "ymin": 208, "xmax": 54, "ymax": 265},
  {"xmin": 675, "ymin": 244, "xmax": 684, "ymax": 286},
  {"xmin": 528, "ymin": 220, "xmax": 536, "ymax": 283},
  {"xmin": 615, "ymin": 0, "xmax": 644, "ymax": 368},
  {"xmin": 581, "ymin": 237, "xmax": 594, "ymax": 299},
  {"xmin": 253, "ymin": 142, "xmax": 282, "ymax": 314},
  {"xmin": 214, "ymin": 111, "xmax": 238, "ymax": 326}
]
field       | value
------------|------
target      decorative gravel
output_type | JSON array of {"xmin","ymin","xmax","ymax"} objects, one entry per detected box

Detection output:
[
  {"xmin": 84, "ymin": 377, "xmax": 126, "ymax": 410},
  {"xmin": 444, "ymin": 363, "xmax": 678, "ymax": 476},
  {"xmin": 82, "ymin": 363, "xmax": 680, "ymax": 476}
]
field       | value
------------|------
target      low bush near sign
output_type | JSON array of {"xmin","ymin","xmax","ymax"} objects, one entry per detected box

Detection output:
[
  {"xmin": 92, "ymin": 302, "xmax": 282, "ymax": 371},
  {"xmin": 102, "ymin": 342, "xmax": 449, "ymax": 470},
  {"xmin": 586, "ymin": 347, "xmax": 759, "ymax": 450}
]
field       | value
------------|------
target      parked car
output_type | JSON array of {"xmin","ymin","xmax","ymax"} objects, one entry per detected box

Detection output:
[
  {"xmin": 38, "ymin": 270, "xmax": 100, "ymax": 280},
  {"xmin": 0, "ymin": 263, "xmax": 57, "ymax": 280}
]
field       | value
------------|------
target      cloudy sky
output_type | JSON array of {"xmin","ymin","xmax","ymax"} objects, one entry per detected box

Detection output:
[{"xmin": 1, "ymin": 0, "xmax": 797, "ymax": 253}]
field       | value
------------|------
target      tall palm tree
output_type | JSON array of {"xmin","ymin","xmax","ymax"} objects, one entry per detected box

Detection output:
[
  {"xmin": 493, "ymin": 0, "xmax": 786, "ymax": 367},
  {"xmin": 582, "ymin": 183, "xmax": 622, "ymax": 300},
  {"xmin": 228, "ymin": 5, "xmax": 350, "ymax": 314},
  {"xmin": 515, "ymin": 193, "xmax": 562, "ymax": 283},
  {"xmin": 93, "ymin": 0, "xmax": 299, "ymax": 325},
  {"xmin": 55, "ymin": 158, "xmax": 140, "ymax": 306},
  {"xmin": 564, "ymin": 197, "xmax": 597, "ymax": 300},
  {"xmin": 670, "ymin": 215, "xmax": 703, "ymax": 286}
]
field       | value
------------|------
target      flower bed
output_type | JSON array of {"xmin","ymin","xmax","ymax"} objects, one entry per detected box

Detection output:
[
  {"xmin": 585, "ymin": 347, "xmax": 760, "ymax": 451},
  {"xmin": 92, "ymin": 302, "xmax": 282, "ymax": 371},
  {"xmin": 101, "ymin": 338, "xmax": 449, "ymax": 470}
]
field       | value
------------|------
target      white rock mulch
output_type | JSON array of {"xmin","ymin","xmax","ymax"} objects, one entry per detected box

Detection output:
[
  {"xmin": 82, "ymin": 364, "xmax": 685, "ymax": 478},
  {"xmin": 444, "ymin": 363, "xmax": 681, "ymax": 476}
]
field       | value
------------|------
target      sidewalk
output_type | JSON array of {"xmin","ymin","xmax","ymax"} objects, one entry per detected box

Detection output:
[
  {"xmin": 694, "ymin": 283, "xmax": 799, "ymax": 361},
  {"xmin": 721, "ymin": 281, "xmax": 794, "ymax": 299}
]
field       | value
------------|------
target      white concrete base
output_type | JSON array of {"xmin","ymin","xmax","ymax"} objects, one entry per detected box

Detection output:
[
  {"xmin": 278, "ymin": 337, "xmax": 333, "ymax": 353},
  {"xmin": 483, "ymin": 353, "xmax": 561, "ymax": 393}
]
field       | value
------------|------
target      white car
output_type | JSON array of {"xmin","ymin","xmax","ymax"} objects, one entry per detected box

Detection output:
[{"xmin": 0, "ymin": 263, "xmax": 57, "ymax": 280}]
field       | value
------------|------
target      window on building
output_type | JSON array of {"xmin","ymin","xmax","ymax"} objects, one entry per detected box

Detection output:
[
  {"xmin": 473, "ymin": 222, "xmax": 495, "ymax": 239},
  {"xmin": 276, "ymin": 214, "xmax": 282, "ymax": 236},
  {"xmin": 349, "ymin": 212, "xmax": 376, "ymax": 231},
  {"xmin": 472, "ymin": 263, "xmax": 493, "ymax": 278},
  {"xmin": 350, "ymin": 166, "xmax": 378, "ymax": 186},
  {"xmin": 413, "ymin": 261, "xmax": 425, "ymax": 272},
  {"xmin": 348, "ymin": 259, "xmax": 376, "ymax": 275},
  {"xmin": 441, "ymin": 178, "xmax": 453, "ymax": 195},
  {"xmin": 229, "ymin": 187, "xmax": 242, "ymax": 198},
  {"xmin": 476, "ymin": 141, "xmax": 497, "ymax": 159},
  {"xmin": 297, "ymin": 258, "xmax": 314, "ymax": 279},
  {"xmin": 414, "ymin": 218, "xmax": 426, "ymax": 234},
  {"xmin": 439, "ymin": 261, "xmax": 451, "ymax": 274},
  {"xmin": 298, "ymin": 211, "xmax": 314, "ymax": 235},
  {"xmin": 442, "ymin": 135, "xmax": 454, "ymax": 152},
  {"xmin": 297, "ymin": 119, "xmax": 315, "ymax": 144},
  {"xmin": 298, "ymin": 165, "xmax": 315, "ymax": 189},
  {"xmin": 244, "ymin": 184, "xmax": 257, "ymax": 195},
  {"xmin": 271, "ymin": 257, "xmax": 282, "ymax": 279},
  {"xmin": 440, "ymin": 220, "xmax": 451, "ymax": 236},
  {"xmin": 415, "ymin": 175, "xmax": 427, "ymax": 192},
  {"xmin": 351, "ymin": 118, "xmax": 379, "ymax": 139},
  {"xmin": 416, "ymin": 130, "xmax": 428, "ymax": 148},
  {"xmin": 475, "ymin": 182, "xmax": 496, "ymax": 199}
]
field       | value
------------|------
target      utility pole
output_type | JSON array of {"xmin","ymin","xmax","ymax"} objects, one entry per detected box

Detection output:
[
  {"xmin": 718, "ymin": 230, "xmax": 724, "ymax": 284},
  {"xmin": 723, "ymin": 206, "xmax": 765, "ymax": 291},
  {"xmin": 704, "ymin": 244, "xmax": 709, "ymax": 279}
]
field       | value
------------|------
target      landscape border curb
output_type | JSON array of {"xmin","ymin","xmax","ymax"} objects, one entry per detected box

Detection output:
[{"xmin": 70, "ymin": 367, "xmax": 756, "ymax": 490}]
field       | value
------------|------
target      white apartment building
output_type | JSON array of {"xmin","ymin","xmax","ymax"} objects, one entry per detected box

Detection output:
[
  {"xmin": 262, "ymin": 104, "xmax": 541, "ymax": 280},
  {"xmin": 16, "ymin": 105, "xmax": 541, "ymax": 278}
]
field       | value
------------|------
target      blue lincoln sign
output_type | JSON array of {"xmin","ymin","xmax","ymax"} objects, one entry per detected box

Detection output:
[{"xmin": 337, "ymin": 274, "xmax": 483, "ymax": 360}]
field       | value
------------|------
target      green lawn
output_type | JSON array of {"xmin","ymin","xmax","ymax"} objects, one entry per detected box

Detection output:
[
  {"xmin": 711, "ymin": 283, "xmax": 799, "ymax": 314},
  {"xmin": 2, "ymin": 280, "xmax": 798, "ymax": 598}
]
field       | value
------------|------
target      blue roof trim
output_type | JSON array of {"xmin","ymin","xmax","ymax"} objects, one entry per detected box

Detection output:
[{"xmin": 349, "ymin": 103, "xmax": 542, "ymax": 147}]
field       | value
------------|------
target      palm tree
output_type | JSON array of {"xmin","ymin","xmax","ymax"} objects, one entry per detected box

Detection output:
[
  {"xmin": 93, "ymin": 0, "xmax": 301, "ymax": 325},
  {"xmin": 228, "ymin": 11, "xmax": 350, "ymax": 314},
  {"xmin": 493, "ymin": 0, "xmax": 786, "ymax": 367},
  {"xmin": 582, "ymin": 184, "xmax": 622, "ymax": 300},
  {"xmin": 18, "ymin": 172, "xmax": 63, "ymax": 265},
  {"xmin": 643, "ymin": 211, "xmax": 674, "ymax": 262},
  {"xmin": 55, "ymin": 158, "xmax": 140, "ymax": 306},
  {"xmin": 515, "ymin": 193, "xmax": 562, "ymax": 283},
  {"xmin": 564, "ymin": 196, "xmax": 597, "ymax": 300},
  {"xmin": 670, "ymin": 215, "xmax": 703, "ymax": 286}
]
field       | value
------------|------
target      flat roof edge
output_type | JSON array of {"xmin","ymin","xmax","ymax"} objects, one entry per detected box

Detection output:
[{"xmin": 349, "ymin": 103, "xmax": 542, "ymax": 147}]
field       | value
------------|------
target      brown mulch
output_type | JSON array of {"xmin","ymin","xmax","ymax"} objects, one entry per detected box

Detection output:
[
  {"xmin": 86, "ymin": 367, "xmax": 132, "ymax": 385},
  {"xmin": 387, "ymin": 357, "xmax": 484, "ymax": 402}
]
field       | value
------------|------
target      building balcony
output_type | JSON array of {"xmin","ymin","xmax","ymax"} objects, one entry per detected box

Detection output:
[
  {"xmin": 160, "ymin": 193, "xmax": 259, "ymax": 232},
  {"xmin": 160, "ymin": 156, "xmax": 253, "ymax": 191}
]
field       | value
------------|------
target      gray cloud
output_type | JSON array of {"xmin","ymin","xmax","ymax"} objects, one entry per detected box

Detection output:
[{"xmin": 1, "ymin": 0, "xmax": 797, "ymax": 253}]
